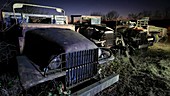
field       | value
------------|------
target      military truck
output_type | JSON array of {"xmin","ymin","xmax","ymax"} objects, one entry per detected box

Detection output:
[
  {"xmin": 70, "ymin": 15, "xmax": 115, "ymax": 48},
  {"xmin": 134, "ymin": 17, "xmax": 168, "ymax": 42},
  {"xmin": 114, "ymin": 18, "xmax": 156, "ymax": 51},
  {"xmin": 0, "ymin": 3, "xmax": 119, "ymax": 95}
]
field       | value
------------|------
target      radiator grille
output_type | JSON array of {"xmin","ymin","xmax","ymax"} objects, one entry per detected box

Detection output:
[{"xmin": 65, "ymin": 49, "xmax": 98, "ymax": 87}]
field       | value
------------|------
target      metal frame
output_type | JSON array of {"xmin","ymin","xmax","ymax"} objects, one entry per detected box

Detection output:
[
  {"xmin": 71, "ymin": 15, "xmax": 101, "ymax": 25},
  {"xmin": 13, "ymin": 3, "xmax": 65, "ymax": 24},
  {"xmin": 2, "ymin": 12, "xmax": 68, "ymax": 25}
]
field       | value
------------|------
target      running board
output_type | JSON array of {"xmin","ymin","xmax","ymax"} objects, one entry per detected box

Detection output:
[{"xmin": 71, "ymin": 74, "xmax": 119, "ymax": 96}]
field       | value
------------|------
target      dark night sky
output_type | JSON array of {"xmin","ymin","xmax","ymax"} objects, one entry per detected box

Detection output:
[{"xmin": 1, "ymin": 0, "xmax": 170, "ymax": 17}]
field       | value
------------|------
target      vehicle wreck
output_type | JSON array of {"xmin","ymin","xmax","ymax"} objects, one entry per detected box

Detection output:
[
  {"xmin": 0, "ymin": 3, "xmax": 119, "ymax": 95},
  {"xmin": 71, "ymin": 15, "xmax": 115, "ymax": 48}
]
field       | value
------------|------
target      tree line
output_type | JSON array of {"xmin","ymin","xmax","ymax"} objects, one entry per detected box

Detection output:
[
  {"xmin": 1, "ymin": 0, "xmax": 170, "ymax": 21},
  {"xmin": 91, "ymin": 8, "xmax": 170, "ymax": 20},
  {"xmin": 90, "ymin": 11, "xmax": 119, "ymax": 21}
]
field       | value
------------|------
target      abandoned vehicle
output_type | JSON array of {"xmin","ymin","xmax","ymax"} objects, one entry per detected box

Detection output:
[{"xmin": 0, "ymin": 3, "xmax": 119, "ymax": 95}]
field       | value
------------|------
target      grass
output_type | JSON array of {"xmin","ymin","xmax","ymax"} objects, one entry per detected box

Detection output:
[
  {"xmin": 149, "ymin": 43, "xmax": 170, "ymax": 52},
  {"xmin": 97, "ymin": 42, "xmax": 170, "ymax": 96}
]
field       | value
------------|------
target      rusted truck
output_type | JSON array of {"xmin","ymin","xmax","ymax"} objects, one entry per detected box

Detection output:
[
  {"xmin": 0, "ymin": 3, "xmax": 119, "ymax": 96},
  {"xmin": 70, "ymin": 15, "xmax": 115, "ymax": 48},
  {"xmin": 134, "ymin": 17, "xmax": 168, "ymax": 42}
]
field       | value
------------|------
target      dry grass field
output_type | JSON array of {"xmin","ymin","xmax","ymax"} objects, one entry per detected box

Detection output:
[{"xmin": 97, "ymin": 42, "xmax": 170, "ymax": 96}]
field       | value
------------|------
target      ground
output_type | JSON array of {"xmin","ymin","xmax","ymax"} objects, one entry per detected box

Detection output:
[{"xmin": 97, "ymin": 42, "xmax": 170, "ymax": 96}]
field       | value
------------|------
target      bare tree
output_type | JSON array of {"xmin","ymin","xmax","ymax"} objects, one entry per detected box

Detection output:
[
  {"xmin": 128, "ymin": 11, "xmax": 152, "ymax": 20},
  {"xmin": 106, "ymin": 10, "xmax": 119, "ymax": 20},
  {"xmin": 141, "ymin": 11, "xmax": 152, "ymax": 17},
  {"xmin": 90, "ymin": 12, "xmax": 106, "ymax": 20},
  {"xmin": 162, "ymin": 7, "xmax": 170, "ymax": 19},
  {"xmin": 153, "ymin": 10, "xmax": 163, "ymax": 20},
  {"xmin": 90, "ymin": 10, "xmax": 119, "ymax": 21},
  {"xmin": 128, "ymin": 13, "xmax": 139, "ymax": 20},
  {"xmin": 118, "ymin": 16, "xmax": 123, "ymax": 20}
]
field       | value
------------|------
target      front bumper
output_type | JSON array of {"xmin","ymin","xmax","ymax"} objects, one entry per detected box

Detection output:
[{"xmin": 71, "ymin": 74, "xmax": 119, "ymax": 96}]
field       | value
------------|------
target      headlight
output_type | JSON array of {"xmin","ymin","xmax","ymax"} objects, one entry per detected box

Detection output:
[
  {"xmin": 98, "ymin": 48, "xmax": 115, "ymax": 64},
  {"xmin": 48, "ymin": 56, "xmax": 61, "ymax": 70},
  {"xmin": 98, "ymin": 48, "xmax": 112, "ymax": 59},
  {"xmin": 98, "ymin": 48, "xmax": 102, "ymax": 57}
]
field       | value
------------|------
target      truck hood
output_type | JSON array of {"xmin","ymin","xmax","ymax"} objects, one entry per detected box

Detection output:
[
  {"xmin": 24, "ymin": 28, "xmax": 97, "ymax": 53},
  {"xmin": 23, "ymin": 28, "xmax": 98, "ymax": 68}
]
